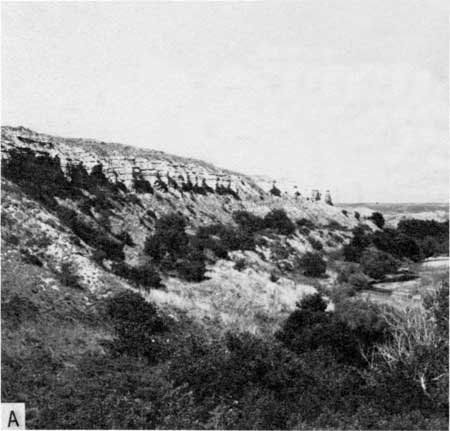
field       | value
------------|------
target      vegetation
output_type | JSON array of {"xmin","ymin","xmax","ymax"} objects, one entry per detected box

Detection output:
[
  {"xmin": 343, "ymin": 219, "xmax": 448, "ymax": 279},
  {"xmin": 4, "ymin": 285, "xmax": 447, "ymax": 429},
  {"xmin": 360, "ymin": 247, "xmax": 400, "ymax": 279},
  {"xmin": 370, "ymin": 211, "xmax": 385, "ymax": 228},
  {"xmin": 111, "ymin": 262, "xmax": 163, "ymax": 290},
  {"xmin": 296, "ymin": 217, "xmax": 316, "ymax": 230},
  {"xmin": 298, "ymin": 252, "xmax": 327, "ymax": 277},
  {"xmin": 307, "ymin": 235, "xmax": 323, "ymax": 251},
  {"xmin": 263, "ymin": 209, "xmax": 296, "ymax": 235},
  {"xmin": 2, "ymin": 145, "xmax": 448, "ymax": 429}
]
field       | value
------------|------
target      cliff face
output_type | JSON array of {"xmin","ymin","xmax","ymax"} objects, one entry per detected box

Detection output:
[
  {"xmin": 1, "ymin": 126, "xmax": 262, "ymax": 198},
  {"xmin": 1, "ymin": 126, "xmax": 356, "ymax": 227},
  {"xmin": 1, "ymin": 125, "xmax": 362, "ymax": 332}
]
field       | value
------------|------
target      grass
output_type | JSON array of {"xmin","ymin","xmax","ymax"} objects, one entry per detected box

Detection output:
[{"xmin": 146, "ymin": 259, "xmax": 317, "ymax": 336}]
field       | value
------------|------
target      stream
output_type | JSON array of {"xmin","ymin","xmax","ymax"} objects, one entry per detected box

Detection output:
[{"xmin": 360, "ymin": 256, "xmax": 449, "ymax": 308}]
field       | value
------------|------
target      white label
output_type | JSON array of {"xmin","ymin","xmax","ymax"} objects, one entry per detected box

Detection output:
[{"xmin": 1, "ymin": 404, "xmax": 25, "ymax": 430}]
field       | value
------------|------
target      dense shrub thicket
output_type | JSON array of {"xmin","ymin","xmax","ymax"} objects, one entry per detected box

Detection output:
[
  {"xmin": 111, "ymin": 262, "xmax": 163, "ymax": 290},
  {"xmin": 370, "ymin": 211, "xmax": 385, "ymax": 228},
  {"xmin": 104, "ymin": 291, "xmax": 170, "ymax": 362},
  {"xmin": 276, "ymin": 293, "xmax": 390, "ymax": 366},
  {"xmin": 298, "ymin": 252, "xmax": 327, "ymax": 277},
  {"xmin": 2, "ymin": 150, "xmax": 131, "ymax": 262},
  {"xmin": 5, "ymin": 285, "xmax": 447, "ymax": 430},
  {"xmin": 343, "ymin": 219, "xmax": 448, "ymax": 279},
  {"xmin": 233, "ymin": 209, "xmax": 296, "ymax": 236},
  {"xmin": 144, "ymin": 210, "xmax": 299, "ymax": 281}
]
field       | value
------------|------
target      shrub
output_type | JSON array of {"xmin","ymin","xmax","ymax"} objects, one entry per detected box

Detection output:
[
  {"xmin": 360, "ymin": 247, "xmax": 399, "ymax": 279},
  {"xmin": 337, "ymin": 263, "xmax": 360, "ymax": 284},
  {"xmin": 176, "ymin": 252, "xmax": 207, "ymax": 282},
  {"xmin": 372, "ymin": 286, "xmax": 448, "ymax": 414},
  {"xmin": 234, "ymin": 258, "xmax": 246, "ymax": 271},
  {"xmin": 341, "ymin": 209, "xmax": 348, "ymax": 217},
  {"xmin": 420, "ymin": 236, "xmax": 441, "ymax": 258},
  {"xmin": 296, "ymin": 218, "xmax": 316, "ymax": 230},
  {"xmin": 394, "ymin": 233, "xmax": 423, "ymax": 262},
  {"xmin": 299, "ymin": 252, "xmax": 327, "ymax": 277},
  {"xmin": 307, "ymin": 236, "xmax": 323, "ymax": 251},
  {"xmin": 20, "ymin": 249, "xmax": 43, "ymax": 267},
  {"xmin": 92, "ymin": 249, "xmax": 107, "ymax": 266},
  {"xmin": 144, "ymin": 213, "xmax": 188, "ymax": 263},
  {"xmin": 263, "ymin": 209, "xmax": 296, "ymax": 235},
  {"xmin": 269, "ymin": 185, "xmax": 281, "ymax": 197},
  {"xmin": 112, "ymin": 262, "xmax": 163, "ymax": 290},
  {"xmin": 1, "ymin": 294, "xmax": 39, "ymax": 326},
  {"xmin": 370, "ymin": 211, "xmax": 385, "ymax": 229},
  {"xmin": 105, "ymin": 291, "xmax": 169, "ymax": 362},
  {"xmin": 354, "ymin": 211, "xmax": 360, "ymax": 221},
  {"xmin": 347, "ymin": 272, "xmax": 371, "ymax": 291},
  {"xmin": 277, "ymin": 293, "xmax": 390, "ymax": 366},
  {"xmin": 59, "ymin": 262, "xmax": 83, "ymax": 289},
  {"xmin": 270, "ymin": 271, "xmax": 280, "ymax": 282},
  {"xmin": 327, "ymin": 220, "xmax": 346, "ymax": 230},
  {"xmin": 116, "ymin": 230, "xmax": 134, "ymax": 246},
  {"xmin": 196, "ymin": 223, "xmax": 255, "ymax": 253},
  {"xmin": 232, "ymin": 210, "xmax": 265, "ymax": 234}
]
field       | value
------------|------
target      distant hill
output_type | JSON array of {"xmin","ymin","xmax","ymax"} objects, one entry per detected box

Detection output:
[{"xmin": 338, "ymin": 202, "xmax": 449, "ymax": 227}]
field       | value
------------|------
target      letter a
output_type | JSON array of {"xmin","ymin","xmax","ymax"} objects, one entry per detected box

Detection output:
[{"xmin": 8, "ymin": 410, "xmax": 19, "ymax": 427}]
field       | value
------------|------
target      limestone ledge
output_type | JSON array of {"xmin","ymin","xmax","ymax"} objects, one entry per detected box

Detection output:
[{"xmin": 1, "ymin": 127, "xmax": 261, "ymax": 197}]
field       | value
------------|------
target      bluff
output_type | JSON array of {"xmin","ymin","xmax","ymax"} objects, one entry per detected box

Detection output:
[{"xmin": 1, "ymin": 125, "xmax": 366, "ymax": 334}]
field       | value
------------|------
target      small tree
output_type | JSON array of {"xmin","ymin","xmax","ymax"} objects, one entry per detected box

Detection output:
[
  {"xmin": 299, "ymin": 252, "xmax": 327, "ymax": 277},
  {"xmin": 360, "ymin": 247, "xmax": 399, "ymax": 279},
  {"xmin": 232, "ymin": 210, "xmax": 265, "ymax": 234},
  {"xmin": 370, "ymin": 212, "xmax": 385, "ymax": 229},
  {"xmin": 263, "ymin": 209, "xmax": 296, "ymax": 235},
  {"xmin": 144, "ymin": 213, "xmax": 188, "ymax": 263}
]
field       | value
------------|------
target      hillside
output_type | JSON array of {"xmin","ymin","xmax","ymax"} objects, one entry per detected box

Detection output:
[
  {"xmin": 1, "ymin": 126, "xmax": 363, "ymax": 311},
  {"xmin": 2, "ymin": 126, "xmax": 447, "ymax": 430}
]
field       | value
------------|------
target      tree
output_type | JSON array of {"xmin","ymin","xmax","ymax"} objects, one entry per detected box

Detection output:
[
  {"xmin": 263, "ymin": 209, "xmax": 296, "ymax": 235},
  {"xmin": 299, "ymin": 252, "xmax": 327, "ymax": 277},
  {"xmin": 144, "ymin": 213, "xmax": 188, "ymax": 263},
  {"xmin": 360, "ymin": 247, "xmax": 399, "ymax": 279},
  {"xmin": 370, "ymin": 212, "xmax": 385, "ymax": 229}
]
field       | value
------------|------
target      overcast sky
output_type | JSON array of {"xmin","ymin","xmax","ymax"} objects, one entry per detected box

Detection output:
[{"xmin": 2, "ymin": 1, "xmax": 448, "ymax": 202}]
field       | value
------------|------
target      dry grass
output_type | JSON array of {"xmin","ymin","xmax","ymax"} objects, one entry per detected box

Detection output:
[
  {"xmin": 146, "ymin": 259, "xmax": 316, "ymax": 335},
  {"xmin": 373, "ymin": 302, "xmax": 447, "ymax": 398}
]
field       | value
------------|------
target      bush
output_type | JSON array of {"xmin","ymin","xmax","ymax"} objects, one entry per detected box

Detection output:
[
  {"xmin": 112, "ymin": 262, "xmax": 164, "ymax": 290},
  {"xmin": 296, "ymin": 218, "xmax": 316, "ymax": 230},
  {"xmin": 263, "ymin": 209, "xmax": 296, "ymax": 235},
  {"xmin": 370, "ymin": 211, "xmax": 385, "ymax": 229},
  {"xmin": 360, "ymin": 247, "xmax": 399, "ymax": 279},
  {"xmin": 299, "ymin": 252, "xmax": 327, "ymax": 277},
  {"xmin": 116, "ymin": 230, "xmax": 134, "ymax": 247},
  {"xmin": 327, "ymin": 220, "xmax": 346, "ymax": 230},
  {"xmin": 337, "ymin": 263, "xmax": 360, "ymax": 283},
  {"xmin": 144, "ymin": 213, "xmax": 188, "ymax": 263},
  {"xmin": 59, "ymin": 262, "xmax": 83, "ymax": 289},
  {"xmin": 277, "ymin": 293, "xmax": 390, "ymax": 366},
  {"xmin": 20, "ymin": 249, "xmax": 43, "ymax": 267},
  {"xmin": 1, "ymin": 294, "xmax": 39, "ymax": 326},
  {"xmin": 234, "ymin": 258, "xmax": 246, "ymax": 271},
  {"xmin": 354, "ymin": 211, "xmax": 360, "ymax": 221},
  {"xmin": 232, "ymin": 210, "xmax": 265, "ymax": 234},
  {"xmin": 176, "ymin": 253, "xmax": 207, "ymax": 282},
  {"xmin": 307, "ymin": 236, "xmax": 323, "ymax": 251},
  {"xmin": 347, "ymin": 272, "xmax": 371, "ymax": 291},
  {"xmin": 420, "ymin": 236, "xmax": 441, "ymax": 258},
  {"xmin": 105, "ymin": 291, "xmax": 169, "ymax": 362}
]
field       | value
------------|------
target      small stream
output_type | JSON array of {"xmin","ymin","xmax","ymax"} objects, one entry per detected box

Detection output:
[{"xmin": 360, "ymin": 256, "xmax": 449, "ymax": 308}]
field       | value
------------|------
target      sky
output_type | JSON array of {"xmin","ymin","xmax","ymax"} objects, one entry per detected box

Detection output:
[{"xmin": 2, "ymin": 1, "xmax": 448, "ymax": 202}]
